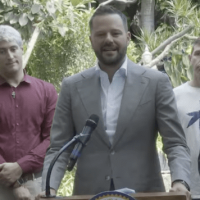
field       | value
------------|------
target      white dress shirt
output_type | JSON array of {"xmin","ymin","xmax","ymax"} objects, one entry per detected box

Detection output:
[{"xmin": 96, "ymin": 57, "xmax": 127, "ymax": 144}]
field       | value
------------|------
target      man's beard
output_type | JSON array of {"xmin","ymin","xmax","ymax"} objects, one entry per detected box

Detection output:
[{"xmin": 95, "ymin": 46, "xmax": 127, "ymax": 67}]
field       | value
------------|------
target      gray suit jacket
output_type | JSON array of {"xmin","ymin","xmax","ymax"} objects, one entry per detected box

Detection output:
[{"xmin": 42, "ymin": 59, "xmax": 191, "ymax": 195}]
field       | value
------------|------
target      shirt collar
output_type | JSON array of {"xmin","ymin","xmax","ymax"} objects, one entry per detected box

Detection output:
[
  {"xmin": 0, "ymin": 70, "xmax": 31, "ymax": 86},
  {"xmin": 95, "ymin": 56, "xmax": 128, "ymax": 77}
]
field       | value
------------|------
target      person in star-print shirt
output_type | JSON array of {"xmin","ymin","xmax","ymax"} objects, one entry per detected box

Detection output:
[{"xmin": 174, "ymin": 37, "xmax": 200, "ymax": 200}]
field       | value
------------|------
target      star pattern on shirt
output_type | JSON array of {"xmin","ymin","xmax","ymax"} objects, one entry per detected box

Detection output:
[{"xmin": 187, "ymin": 110, "xmax": 200, "ymax": 128}]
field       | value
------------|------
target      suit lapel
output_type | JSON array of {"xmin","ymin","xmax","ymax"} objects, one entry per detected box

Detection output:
[
  {"xmin": 112, "ymin": 60, "xmax": 149, "ymax": 147},
  {"xmin": 76, "ymin": 68, "xmax": 110, "ymax": 147}
]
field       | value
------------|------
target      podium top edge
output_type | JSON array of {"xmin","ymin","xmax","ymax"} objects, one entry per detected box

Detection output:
[
  {"xmin": 61, "ymin": 192, "xmax": 187, "ymax": 199},
  {"xmin": 39, "ymin": 192, "xmax": 188, "ymax": 200}
]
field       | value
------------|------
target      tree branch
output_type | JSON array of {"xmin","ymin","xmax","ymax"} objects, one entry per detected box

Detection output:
[
  {"xmin": 151, "ymin": 25, "xmax": 194, "ymax": 56},
  {"xmin": 184, "ymin": 34, "xmax": 198, "ymax": 40},
  {"xmin": 99, "ymin": 0, "xmax": 138, "ymax": 6},
  {"xmin": 23, "ymin": 26, "xmax": 40, "ymax": 69},
  {"xmin": 148, "ymin": 38, "xmax": 179, "ymax": 68}
]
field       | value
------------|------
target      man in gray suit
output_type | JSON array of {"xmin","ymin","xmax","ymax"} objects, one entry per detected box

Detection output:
[{"xmin": 38, "ymin": 5, "xmax": 191, "ymax": 198}]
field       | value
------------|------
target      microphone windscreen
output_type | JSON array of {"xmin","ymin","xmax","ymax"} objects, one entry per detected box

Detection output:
[{"xmin": 85, "ymin": 114, "xmax": 99, "ymax": 129}]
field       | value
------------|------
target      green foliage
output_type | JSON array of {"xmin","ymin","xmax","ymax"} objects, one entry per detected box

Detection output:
[
  {"xmin": 161, "ymin": 0, "xmax": 200, "ymax": 37},
  {"xmin": 28, "ymin": 2, "xmax": 95, "ymax": 92},
  {"xmin": 160, "ymin": 0, "xmax": 199, "ymax": 87},
  {"xmin": 164, "ymin": 44, "xmax": 193, "ymax": 87},
  {"xmin": 70, "ymin": 0, "xmax": 93, "ymax": 6},
  {"xmin": 156, "ymin": 133, "xmax": 163, "ymax": 152},
  {"xmin": 134, "ymin": 23, "xmax": 174, "ymax": 61},
  {"xmin": 161, "ymin": 0, "xmax": 198, "ymax": 26},
  {"xmin": 135, "ymin": 0, "xmax": 200, "ymax": 87},
  {"xmin": 0, "ymin": 0, "xmax": 53, "ymax": 40},
  {"xmin": 127, "ymin": 40, "xmax": 140, "ymax": 63},
  {"xmin": 0, "ymin": 0, "xmax": 94, "ymax": 41},
  {"xmin": 57, "ymin": 168, "xmax": 76, "ymax": 196}
]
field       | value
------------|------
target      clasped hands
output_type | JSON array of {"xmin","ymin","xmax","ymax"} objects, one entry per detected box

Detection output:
[{"xmin": 0, "ymin": 162, "xmax": 32, "ymax": 200}]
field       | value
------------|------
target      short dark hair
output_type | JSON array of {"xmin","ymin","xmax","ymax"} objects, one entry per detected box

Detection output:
[
  {"xmin": 191, "ymin": 37, "xmax": 200, "ymax": 54},
  {"xmin": 89, "ymin": 5, "xmax": 128, "ymax": 32}
]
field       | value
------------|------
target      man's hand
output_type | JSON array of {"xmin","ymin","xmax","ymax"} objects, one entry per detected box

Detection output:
[
  {"xmin": 35, "ymin": 188, "xmax": 56, "ymax": 200},
  {"xmin": 0, "ymin": 162, "xmax": 23, "ymax": 187},
  {"xmin": 170, "ymin": 182, "xmax": 191, "ymax": 200},
  {"xmin": 13, "ymin": 186, "xmax": 32, "ymax": 200}
]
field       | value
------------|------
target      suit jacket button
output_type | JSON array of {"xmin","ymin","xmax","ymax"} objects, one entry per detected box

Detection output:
[
  {"xmin": 111, "ymin": 150, "xmax": 115, "ymax": 155},
  {"xmin": 105, "ymin": 176, "xmax": 111, "ymax": 181}
]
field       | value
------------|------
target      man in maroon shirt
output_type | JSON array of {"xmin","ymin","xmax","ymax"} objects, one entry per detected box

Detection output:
[{"xmin": 0, "ymin": 25, "xmax": 57, "ymax": 200}]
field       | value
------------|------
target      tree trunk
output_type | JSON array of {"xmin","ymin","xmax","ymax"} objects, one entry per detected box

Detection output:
[
  {"xmin": 141, "ymin": 0, "xmax": 155, "ymax": 33},
  {"xmin": 23, "ymin": 26, "xmax": 40, "ymax": 69}
]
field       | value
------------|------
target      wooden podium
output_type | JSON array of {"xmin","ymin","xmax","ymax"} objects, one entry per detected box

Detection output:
[{"xmin": 39, "ymin": 192, "xmax": 189, "ymax": 200}]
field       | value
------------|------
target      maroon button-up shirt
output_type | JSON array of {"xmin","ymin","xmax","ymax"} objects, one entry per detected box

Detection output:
[{"xmin": 0, "ymin": 74, "xmax": 57, "ymax": 173}]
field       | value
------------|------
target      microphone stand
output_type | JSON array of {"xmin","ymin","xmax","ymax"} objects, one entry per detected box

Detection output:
[{"xmin": 45, "ymin": 134, "xmax": 87, "ymax": 198}]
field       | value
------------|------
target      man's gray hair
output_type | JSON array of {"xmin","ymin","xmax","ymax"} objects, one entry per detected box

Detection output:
[{"xmin": 0, "ymin": 25, "xmax": 23, "ymax": 47}]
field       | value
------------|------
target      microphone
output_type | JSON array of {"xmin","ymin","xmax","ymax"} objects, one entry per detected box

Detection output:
[
  {"xmin": 67, "ymin": 114, "xmax": 99, "ymax": 171},
  {"xmin": 45, "ymin": 114, "xmax": 99, "ymax": 197}
]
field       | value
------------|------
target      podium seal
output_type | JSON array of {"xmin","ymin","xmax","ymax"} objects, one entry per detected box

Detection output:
[{"xmin": 90, "ymin": 191, "xmax": 136, "ymax": 200}]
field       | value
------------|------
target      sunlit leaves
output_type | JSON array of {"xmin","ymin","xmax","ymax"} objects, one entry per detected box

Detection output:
[
  {"xmin": 28, "ymin": 1, "xmax": 95, "ymax": 92},
  {"xmin": 57, "ymin": 168, "xmax": 76, "ymax": 196},
  {"xmin": 164, "ymin": 46, "xmax": 193, "ymax": 87},
  {"xmin": 127, "ymin": 41, "xmax": 140, "ymax": 62},
  {"xmin": 46, "ymin": 1, "xmax": 56, "ymax": 14},
  {"xmin": 28, "ymin": 13, "xmax": 34, "ymax": 21},
  {"xmin": 4, "ymin": 11, "xmax": 13, "ymax": 21},
  {"xmin": 58, "ymin": 25, "xmax": 68, "ymax": 37},
  {"xmin": 161, "ymin": 0, "xmax": 199, "ymax": 28},
  {"xmin": 12, "ymin": 0, "xmax": 21, "ymax": 5},
  {"xmin": 31, "ymin": 4, "xmax": 41, "ymax": 14},
  {"xmin": 19, "ymin": 13, "xmax": 28, "ymax": 26},
  {"xmin": 158, "ymin": 0, "xmax": 199, "ymax": 87},
  {"xmin": 136, "ymin": 0, "xmax": 199, "ymax": 87},
  {"xmin": 10, "ymin": 13, "xmax": 19, "ymax": 24}
]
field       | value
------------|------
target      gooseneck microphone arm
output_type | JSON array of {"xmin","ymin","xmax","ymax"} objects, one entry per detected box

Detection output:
[
  {"xmin": 45, "ymin": 133, "xmax": 93, "ymax": 197},
  {"xmin": 45, "ymin": 136, "xmax": 77, "ymax": 197},
  {"xmin": 45, "ymin": 114, "xmax": 99, "ymax": 198}
]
